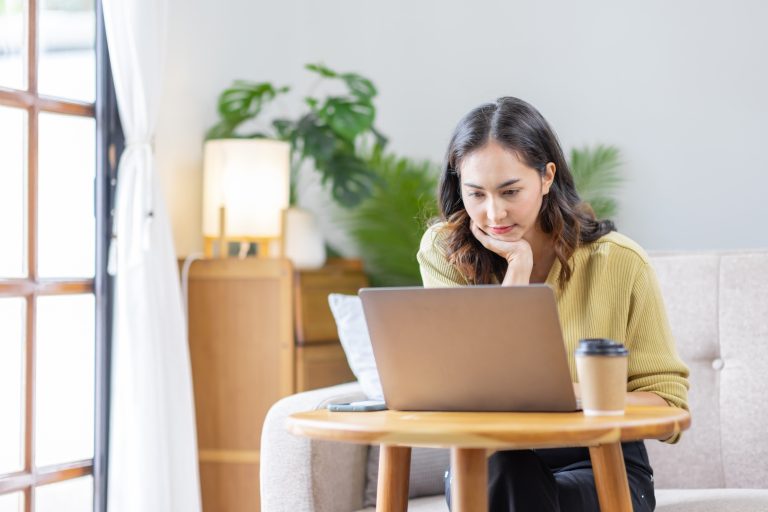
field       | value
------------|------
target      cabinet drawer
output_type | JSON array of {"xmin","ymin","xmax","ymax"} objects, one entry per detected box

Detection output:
[
  {"xmin": 294, "ymin": 264, "xmax": 368, "ymax": 345},
  {"xmin": 295, "ymin": 343, "xmax": 355, "ymax": 392}
]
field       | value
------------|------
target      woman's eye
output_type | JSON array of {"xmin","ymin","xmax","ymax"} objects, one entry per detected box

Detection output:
[
  {"xmin": 468, "ymin": 192, "xmax": 484, "ymax": 198},
  {"xmin": 502, "ymin": 189, "xmax": 519, "ymax": 196}
]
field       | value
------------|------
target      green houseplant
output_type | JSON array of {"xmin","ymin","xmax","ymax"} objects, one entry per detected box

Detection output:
[
  {"xmin": 207, "ymin": 64, "xmax": 386, "ymax": 208},
  {"xmin": 341, "ymin": 145, "xmax": 624, "ymax": 286},
  {"xmin": 341, "ymin": 153, "xmax": 440, "ymax": 286}
]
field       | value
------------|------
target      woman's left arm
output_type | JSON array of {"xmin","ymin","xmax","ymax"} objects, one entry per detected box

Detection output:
[
  {"xmin": 625, "ymin": 262, "xmax": 690, "ymax": 416},
  {"xmin": 572, "ymin": 384, "xmax": 669, "ymax": 406}
]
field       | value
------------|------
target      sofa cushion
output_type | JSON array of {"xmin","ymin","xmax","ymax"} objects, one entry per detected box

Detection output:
[
  {"xmin": 655, "ymin": 488, "xmax": 768, "ymax": 511},
  {"xmin": 717, "ymin": 254, "xmax": 768, "ymax": 488},
  {"xmin": 646, "ymin": 254, "xmax": 723, "ymax": 488},
  {"xmin": 647, "ymin": 251, "xmax": 768, "ymax": 490}
]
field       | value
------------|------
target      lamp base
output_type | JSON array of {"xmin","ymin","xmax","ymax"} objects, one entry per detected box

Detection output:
[
  {"xmin": 203, "ymin": 236, "xmax": 280, "ymax": 259},
  {"xmin": 280, "ymin": 206, "xmax": 326, "ymax": 270}
]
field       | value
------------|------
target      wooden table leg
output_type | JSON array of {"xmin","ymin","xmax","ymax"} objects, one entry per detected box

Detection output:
[
  {"xmin": 450, "ymin": 448, "xmax": 487, "ymax": 512},
  {"xmin": 589, "ymin": 443, "xmax": 632, "ymax": 512},
  {"xmin": 376, "ymin": 445, "xmax": 411, "ymax": 512}
]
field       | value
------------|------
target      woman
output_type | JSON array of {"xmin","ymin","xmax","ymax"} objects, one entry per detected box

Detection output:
[{"xmin": 417, "ymin": 97, "xmax": 689, "ymax": 511}]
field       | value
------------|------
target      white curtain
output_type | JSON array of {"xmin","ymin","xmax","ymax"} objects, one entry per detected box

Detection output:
[{"xmin": 103, "ymin": 0, "xmax": 202, "ymax": 510}]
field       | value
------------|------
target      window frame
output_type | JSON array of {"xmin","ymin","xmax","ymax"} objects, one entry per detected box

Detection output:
[{"xmin": 0, "ymin": 0, "xmax": 118, "ymax": 510}]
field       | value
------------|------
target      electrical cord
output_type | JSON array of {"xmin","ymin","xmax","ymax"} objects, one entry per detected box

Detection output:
[{"xmin": 181, "ymin": 252, "xmax": 204, "ymax": 321}]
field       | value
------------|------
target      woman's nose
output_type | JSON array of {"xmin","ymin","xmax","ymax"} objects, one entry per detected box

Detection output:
[{"xmin": 486, "ymin": 199, "xmax": 507, "ymax": 223}]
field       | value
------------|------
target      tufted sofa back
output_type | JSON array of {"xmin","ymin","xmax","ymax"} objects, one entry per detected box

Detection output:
[{"xmin": 647, "ymin": 251, "xmax": 768, "ymax": 489}]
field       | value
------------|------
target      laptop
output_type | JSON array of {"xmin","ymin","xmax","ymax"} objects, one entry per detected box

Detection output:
[{"xmin": 358, "ymin": 285, "xmax": 579, "ymax": 412}]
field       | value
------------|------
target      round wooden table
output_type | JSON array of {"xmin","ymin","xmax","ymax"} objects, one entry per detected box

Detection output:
[{"xmin": 287, "ymin": 406, "xmax": 691, "ymax": 512}]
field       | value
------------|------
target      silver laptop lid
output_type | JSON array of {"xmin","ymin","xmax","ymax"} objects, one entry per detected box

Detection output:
[{"xmin": 359, "ymin": 285, "xmax": 577, "ymax": 412}]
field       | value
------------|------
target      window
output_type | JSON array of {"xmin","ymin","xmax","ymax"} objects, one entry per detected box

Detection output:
[{"xmin": 0, "ymin": 0, "xmax": 115, "ymax": 510}]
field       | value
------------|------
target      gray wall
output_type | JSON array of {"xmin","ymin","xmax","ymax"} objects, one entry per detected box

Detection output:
[{"xmin": 156, "ymin": 0, "xmax": 768, "ymax": 257}]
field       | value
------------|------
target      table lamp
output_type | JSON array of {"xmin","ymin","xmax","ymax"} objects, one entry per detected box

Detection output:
[{"xmin": 202, "ymin": 138, "xmax": 290, "ymax": 258}]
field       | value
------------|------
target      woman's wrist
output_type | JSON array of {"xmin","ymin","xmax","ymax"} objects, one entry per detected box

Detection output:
[
  {"xmin": 501, "ymin": 251, "xmax": 533, "ymax": 286},
  {"xmin": 501, "ymin": 263, "xmax": 531, "ymax": 286}
]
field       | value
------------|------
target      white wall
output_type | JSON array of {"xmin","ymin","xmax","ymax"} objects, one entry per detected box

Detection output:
[{"xmin": 156, "ymin": 0, "xmax": 768, "ymax": 257}]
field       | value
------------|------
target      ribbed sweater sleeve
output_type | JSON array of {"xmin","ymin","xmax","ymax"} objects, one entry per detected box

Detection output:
[
  {"xmin": 417, "ymin": 225, "xmax": 467, "ymax": 287},
  {"xmin": 626, "ymin": 262, "xmax": 690, "ymax": 408}
]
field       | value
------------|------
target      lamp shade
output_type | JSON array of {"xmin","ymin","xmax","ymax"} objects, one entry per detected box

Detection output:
[{"xmin": 202, "ymin": 139, "xmax": 290, "ymax": 239}]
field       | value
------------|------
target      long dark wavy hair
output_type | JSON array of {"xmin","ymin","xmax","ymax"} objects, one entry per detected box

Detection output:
[{"xmin": 437, "ymin": 96, "xmax": 615, "ymax": 286}]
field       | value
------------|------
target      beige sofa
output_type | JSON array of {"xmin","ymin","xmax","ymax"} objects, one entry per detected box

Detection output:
[{"xmin": 261, "ymin": 251, "xmax": 768, "ymax": 511}]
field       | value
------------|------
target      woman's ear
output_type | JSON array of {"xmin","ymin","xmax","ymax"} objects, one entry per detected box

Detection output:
[{"xmin": 542, "ymin": 163, "xmax": 556, "ymax": 194}]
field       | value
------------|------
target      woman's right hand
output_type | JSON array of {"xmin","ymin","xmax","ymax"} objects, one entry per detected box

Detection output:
[{"xmin": 469, "ymin": 221, "xmax": 533, "ymax": 285}]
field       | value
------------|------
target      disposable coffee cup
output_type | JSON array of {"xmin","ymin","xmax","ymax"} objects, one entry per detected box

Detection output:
[{"xmin": 575, "ymin": 338, "xmax": 629, "ymax": 416}]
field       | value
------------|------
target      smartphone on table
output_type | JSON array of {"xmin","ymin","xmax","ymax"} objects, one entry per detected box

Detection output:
[{"xmin": 327, "ymin": 400, "xmax": 387, "ymax": 412}]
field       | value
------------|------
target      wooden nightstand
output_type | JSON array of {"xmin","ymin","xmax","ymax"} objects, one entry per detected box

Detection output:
[{"xmin": 185, "ymin": 257, "xmax": 368, "ymax": 512}]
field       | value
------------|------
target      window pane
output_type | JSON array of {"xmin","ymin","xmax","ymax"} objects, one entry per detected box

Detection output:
[
  {"xmin": 0, "ymin": 0, "xmax": 25, "ymax": 90},
  {"xmin": 36, "ymin": 476, "xmax": 93, "ymax": 512},
  {"xmin": 0, "ymin": 298, "xmax": 25, "ymax": 475},
  {"xmin": 38, "ymin": 0, "xmax": 95, "ymax": 102},
  {"xmin": 0, "ymin": 106, "xmax": 26, "ymax": 278},
  {"xmin": 38, "ymin": 112, "xmax": 95, "ymax": 278},
  {"xmin": 35, "ymin": 295, "xmax": 94, "ymax": 467},
  {"xmin": 0, "ymin": 492, "xmax": 23, "ymax": 512}
]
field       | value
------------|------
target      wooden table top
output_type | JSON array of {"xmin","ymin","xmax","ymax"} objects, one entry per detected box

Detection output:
[{"xmin": 287, "ymin": 406, "xmax": 691, "ymax": 449}]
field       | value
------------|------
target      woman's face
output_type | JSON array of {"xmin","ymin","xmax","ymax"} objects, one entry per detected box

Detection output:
[{"xmin": 459, "ymin": 141, "xmax": 555, "ymax": 243}]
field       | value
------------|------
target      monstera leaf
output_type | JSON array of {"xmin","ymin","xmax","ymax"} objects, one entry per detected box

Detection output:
[
  {"xmin": 305, "ymin": 64, "xmax": 377, "ymax": 144},
  {"xmin": 293, "ymin": 113, "xmax": 337, "ymax": 162},
  {"xmin": 305, "ymin": 63, "xmax": 377, "ymax": 102},
  {"xmin": 205, "ymin": 81, "xmax": 289, "ymax": 139},
  {"xmin": 320, "ymin": 151, "xmax": 380, "ymax": 208},
  {"xmin": 316, "ymin": 97, "xmax": 375, "ymax": 142}
]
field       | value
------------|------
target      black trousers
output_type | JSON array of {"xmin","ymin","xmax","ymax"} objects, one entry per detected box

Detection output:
[{"xmin": 444, "ymin": 441, "xmax": 655, "ymax": 512}]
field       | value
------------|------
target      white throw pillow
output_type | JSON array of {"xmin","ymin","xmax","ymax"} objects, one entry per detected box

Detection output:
[{"xmin": 327, "ymin": 293, "xmax": 384, "ymax": 400}]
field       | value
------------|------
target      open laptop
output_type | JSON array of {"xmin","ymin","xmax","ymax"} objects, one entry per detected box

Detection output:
[{"xmin": 358, "ymin": 285, "xmax": 579, "ymax": 412}]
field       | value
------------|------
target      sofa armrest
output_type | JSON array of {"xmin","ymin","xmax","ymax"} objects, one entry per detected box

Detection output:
[{"xmin": 260, "ymin": 382, "xmax": 369, "ymax": 512}]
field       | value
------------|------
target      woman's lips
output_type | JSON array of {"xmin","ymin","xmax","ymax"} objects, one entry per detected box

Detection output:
[{"xmin": 489, "ymin": 225, "xmax": 515, "ymax": 235}]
